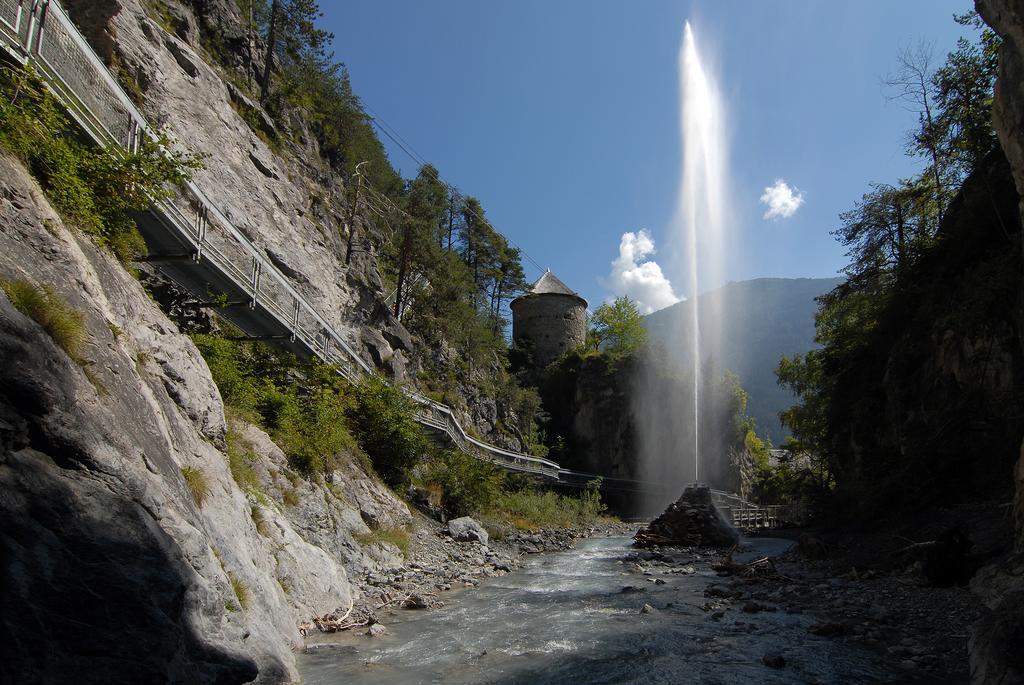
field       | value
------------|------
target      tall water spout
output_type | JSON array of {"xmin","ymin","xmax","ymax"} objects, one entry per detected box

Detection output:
[
  {"xmin": 630, "ymin": 21, "xmax": 728, "ymax": 515},
  {"xmin": 677, "ymin": 22, "xmax": 726, "ymax": 484}
]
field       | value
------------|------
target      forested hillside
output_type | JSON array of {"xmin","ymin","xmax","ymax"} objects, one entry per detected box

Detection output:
[{"xmin": 774, "ymin": 12, "xmax": 1023, "ymax": 516}]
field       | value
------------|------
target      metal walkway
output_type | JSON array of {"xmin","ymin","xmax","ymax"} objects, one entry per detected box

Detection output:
[{"xmin": 0, "ymin": 0, "xmax": 562, "ymax": 479}]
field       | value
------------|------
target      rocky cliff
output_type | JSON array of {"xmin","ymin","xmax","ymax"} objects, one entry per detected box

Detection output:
[
  {"xmin": 66, "ymin": 0, "xmax": 413, "ymax": 378},
  {"xmin": 0, "ymin": 0, "xmax": 489, "ymax": 682},
  {"xmin": 823, "ymin": 147, "xmax": 1022, "ymax": 513},
  {"xmin": 0, "ymin": 145, "xmax": 422, "ymax": 682},
  {"xmin": 541, "ymin": 352, "xmax": 755, "ymax": 516},
  {"xmin": 969, "ymin": 2, "xmax": 1024, "ymax": 682}
]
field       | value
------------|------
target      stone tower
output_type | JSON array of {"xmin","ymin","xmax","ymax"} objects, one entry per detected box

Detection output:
[{"xmin": 510, "ymin": 271, "xmax": 588, "ymax": 367}]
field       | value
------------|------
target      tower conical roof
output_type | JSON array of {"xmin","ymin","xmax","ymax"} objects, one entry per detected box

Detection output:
[{"xmin": 529, "ymin": 270, "xmax": 578, "ymax": 296}]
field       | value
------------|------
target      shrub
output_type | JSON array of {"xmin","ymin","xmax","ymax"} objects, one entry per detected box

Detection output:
[
  {"xmin": 0, "ymin": 66, "xmax": 202, "ymax": 263},
  {"xmin": 192, "ymin": 334, "xmax": 357, "ymax": 477},
  {"xmin": 1, "ymin": 279, "xmax": 86, "ymax": 361},
  {"xmin": 348, "ymin": 375, "xmax": 429, "ymax": 487},
  {"xmin": 225, "ymin": 428, "xmax": 261, "ymax": 494},
  {"xmin": 419, "ymin": 449, "xmax": 504, "ymax": 518},
  {"xmin": 180, "ymin": 466, "xmax": 209, "ymax": 506},
  {"xmin": 487, "ymin": 479, "xmax": 606, "ymax": 530}
]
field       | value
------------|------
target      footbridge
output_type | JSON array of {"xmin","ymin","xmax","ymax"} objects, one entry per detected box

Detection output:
[{"xmin": 0, "ymin": 1, "xmax": 787, "ymax": 527}]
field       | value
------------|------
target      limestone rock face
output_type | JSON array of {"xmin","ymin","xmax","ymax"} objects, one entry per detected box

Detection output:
[
  {"xmin": 970, "ymin": 4, "xmax": 1024, "ymax": 682},
  {"xmin": 979, "ymin": 0, "xmax": 1024, "ymax": 216},
  {"xmin": 634, "ymin": 484, "xmax": 739, "ymax": 548},
  {"xmin": 79, "ymin": 0, "xmax": 411, "ymax": 380},
  {"xmin": 0, "ymin": 147, "xmax": 407, "ymax": 681}
]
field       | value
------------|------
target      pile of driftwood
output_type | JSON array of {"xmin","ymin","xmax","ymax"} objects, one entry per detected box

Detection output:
[
  {"xmin": 712, "ymin": 545, "xmax": 792, "ymax": 580},
  {"xmin": 300, "ymin": 591, "xmax": 442, "ymax": 635}
]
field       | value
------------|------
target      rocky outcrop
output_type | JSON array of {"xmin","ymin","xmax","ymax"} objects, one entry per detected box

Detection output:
[
  {"xmin": 979, "ymin": 0, "xmax": 1024, "ymax": 219},
  {"xmin": 978, "ymin": 0, "xmax": 1024, "ymax": 555},
  {"xmin": 541, "ymin": 352, "xmax": 755, "ymax": 516},
  {"xmin": 0, "ymin": 142, "xmax": 409, "ymax": 681},
  {"xmin": 634, "ymin": 485, "xmax": 739, "ymax": 548},
  {"xmin": 963, "ymin": 4, "xmax": 1024, "ymax": 683}
]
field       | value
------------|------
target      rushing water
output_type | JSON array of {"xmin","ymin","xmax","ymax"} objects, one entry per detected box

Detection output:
[{"xmin": 299, "ymin": 537, "xmax": 900, "ymax": 684}]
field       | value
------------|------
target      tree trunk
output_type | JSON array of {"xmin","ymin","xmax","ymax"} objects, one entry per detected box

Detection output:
[
  {"xmin": 394, "ymin": 221, "xmax": 413, "ymax": 319},
  {"xmin": 894, "ymin": 197, "xmax": 906, "ymax": 275},
  {"xmin": 259, "ymin": 0, "xmax": 281, "ymax": 104},
  {"xmin": 920, "ymin": 91, "xmax": 946, "ymax": 225},
  {"xmin": 447, "ymin": 198, "xmax": 455, "ymax": 251}
]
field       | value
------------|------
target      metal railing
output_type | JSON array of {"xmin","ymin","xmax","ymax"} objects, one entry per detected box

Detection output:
[
  {"xmin": 0, "ymin": 0, "xmax": 560, "ymax": 478},
  {"xmin": 728, "ymin": 506, "xmax": 783, "ymax": 530},
  {"xmin": 725, "ymin": 504, "xmax": 807, "ymax": 530}
]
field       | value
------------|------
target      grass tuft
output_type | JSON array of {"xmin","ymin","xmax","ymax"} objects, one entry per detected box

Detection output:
[
  {"xmin": 355, "ymin": 525, "xmax": 411, "ymax": 557},
  {"xmin": 250, "ymin": 504, "xmax": 271, "ymax": 537},
  {"xmin": 281, "ymin": 487, "xmax": 300, "ymax": 508},
  {"xmin": 1, "ymin": 279, "xmax": 86, "ymax": 361},
  {"xmin": 180, "ymin": 465, "xmax": 209, "ymax": 507},
  {"xmin": 227, "ymin": 570, "xmax": 250, "ymax": 610}
]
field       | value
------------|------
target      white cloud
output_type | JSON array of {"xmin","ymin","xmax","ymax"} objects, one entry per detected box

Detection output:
[
  {"xmin": 760, "ymin": 179, "xmax": 805, "ymax": 221},
  {"xmin": 603, "ymin": 230, "xmax": 681, "ymax": 314}
]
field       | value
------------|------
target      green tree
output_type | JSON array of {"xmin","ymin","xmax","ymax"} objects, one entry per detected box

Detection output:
[
  {"xmin": 348, "ymin": 375, "xmax": 429, "ymax": 486},
  {"xmin": 258, "ymin": 0, "xmax": 332, "ymax": 104},
  {"xmin": 932, "ymin": 12, "xmax": 1000, "ymax": 182},
  {"xmin": 832, "ymin": 179, "xmax": 937, "ymax": 285},
  {"xmin": 883, "ymin": 42, "xmax": 950, "ymax": 223},
  {"xmin": 590, "ymin": 296, "xmax": 647, "ymax": 359},
  {"xmin": 392, "ymin": 164, "xmax": 448, "ymax": 318}
]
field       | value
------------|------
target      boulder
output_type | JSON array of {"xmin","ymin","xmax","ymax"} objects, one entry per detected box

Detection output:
[
  {"xmin": 445, "ymin": 516, "xmax": 489, "ymax": 545},
  {"xmin": 634, "ymin": 484, "xmax": 739, "ymax": 548}
]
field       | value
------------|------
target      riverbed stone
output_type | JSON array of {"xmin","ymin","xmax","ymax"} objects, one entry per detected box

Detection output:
[{"xmin": 446, "ymin": 516, "xmax": 490, "ymax": 545}]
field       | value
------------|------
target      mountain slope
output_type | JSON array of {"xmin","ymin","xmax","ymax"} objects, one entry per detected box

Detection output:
[{"xmin": 644, "ymin": 277, "xmax": 842, "ymax": 443}]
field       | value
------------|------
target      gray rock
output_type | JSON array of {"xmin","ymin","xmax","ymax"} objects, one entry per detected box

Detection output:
[
  {"xmin": 640, "ymin": 603, "xmax": 656, "ymax": 614},
  {"xmin": 164, "ymin": 37, "xmax": 201, "ymax": 78},
  {"xmin": 366, "ymin": 623, "xmax": 388, "ymax": 638},
  {"xmin": 249, "ymin": 149, "xmax": 279, "ymax": 179},
  {"xmin": 446, "ymin": 516, "xmax": 489, "ymax": 545},
  {"xmin": 403, "ymin": 594, "xmax": 432, "ymax": 610}
]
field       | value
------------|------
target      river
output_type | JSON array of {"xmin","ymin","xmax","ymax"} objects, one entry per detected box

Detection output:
[{"xmin": 298, "ymin": 536, "xmax": 902, "ymax": 684}]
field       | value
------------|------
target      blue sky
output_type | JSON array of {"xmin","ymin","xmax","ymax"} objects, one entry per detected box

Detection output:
[{"xmin": 321, "ymin": 1, "xmax": 976, "ymax": 311}]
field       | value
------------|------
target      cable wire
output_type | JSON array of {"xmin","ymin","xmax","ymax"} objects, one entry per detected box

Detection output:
[{"xmin": 362, "ymin": 106, "xmax": 547, "ymax": 276}]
